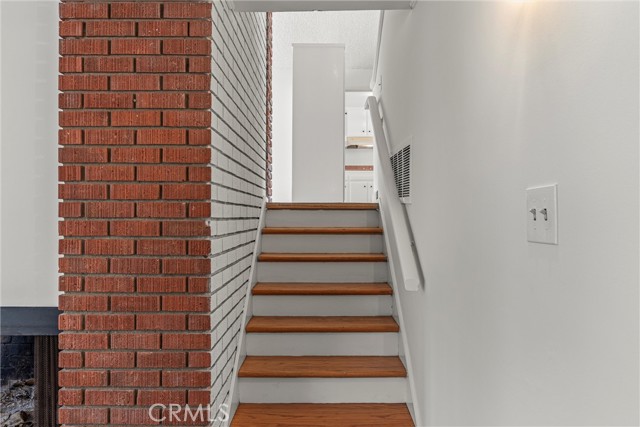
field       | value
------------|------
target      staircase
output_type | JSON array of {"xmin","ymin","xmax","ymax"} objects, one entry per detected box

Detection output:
[{"xmin": 231, "ymin": 203, "xmax": 414, "ymax": 427}]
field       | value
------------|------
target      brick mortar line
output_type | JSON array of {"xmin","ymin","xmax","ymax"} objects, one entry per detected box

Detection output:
[
  {"xmin": 58, "ymin": 145, "xmax": 213, "ymax": 147},
  {"xmin": 210, "ymin": 73, "xmax": 265, "ymax": 146},
  {"xmin": 60, "ymin": 254, "xmax": 213, "ymax": 258},
  {"xmin": 210, "ymin": 283, "xmax": 246, "ymax": 333},
  {"xmin": 59, "ymin": 183, "xmax": 212, "ymax": 186},
  {"xmin": 59, "ymin": 36, "xmax": 211, "ymax": 40},
  {"xmin": 211, "ymin": 263, "xmax": 251, "ymax": 291},
  {"xmin": 59, "ymin": 90, "xmax": 212, "ymax": 93},
  {"xmin": 210, "ymin": 165, "xmax": 265, "ymax": 190},
  {"xmin": 59, "ymin": 200, "xmax": 213, "ymax": 203},
  {"xmin": 211, "ymin": 17, "xmax": 265, "ymax": 103},
  {"xmin": 59, "ymin": 234, "xmax": 209, "ymax": 236},
  {"xmin": 211, "ymin": 230, "xmax": 260, "ymax": 239},
  {"xmin": 211, "ymin": 120, "xmax": 267, "ymax": 164},
  {"xmin": 60, "ymin": 296, "xmax": 212, "ymax": 300}
]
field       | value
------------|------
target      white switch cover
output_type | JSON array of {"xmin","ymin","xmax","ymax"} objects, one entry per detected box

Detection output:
[{"xmin": 526, "ymin": 184, "xmax": 558, "ymax": 245}]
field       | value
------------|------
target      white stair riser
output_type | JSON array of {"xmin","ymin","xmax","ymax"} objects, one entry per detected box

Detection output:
[
  {"xmin": 266, "ymin": 210, "xmax": 380, "ymax": 228},
  {"xmin": 238, "ymin": 377, "xmax": 407, "ymax": 403},
  {"xmin": 246, "ymin": 333, "xmax": 399, "ymax": 356},
  {"xmin": 252, "ymin": 295, "xmax": 392, "ymax": 316},
  {"xmin": 261, "ymin": 234, "xmax": 383, "ymax": 253},
  {"xmin": 257, "ymin": 262, "xmax": 388, "ymax": 283}
]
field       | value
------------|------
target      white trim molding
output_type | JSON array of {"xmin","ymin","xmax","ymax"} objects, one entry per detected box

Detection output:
[{"xmin": 225, "ymin": 198, "xmax": 268, "ymax": 425}]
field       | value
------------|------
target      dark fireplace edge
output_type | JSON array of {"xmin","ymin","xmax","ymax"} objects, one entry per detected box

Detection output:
[{"xmin": 1, "ymin": 307, "xmax": 60, "ymax": 335}]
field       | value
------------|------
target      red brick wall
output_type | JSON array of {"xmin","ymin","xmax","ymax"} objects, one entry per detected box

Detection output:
[{"xmin": 58, "ymin": 2, "xmax": 213, "ymax": 425}]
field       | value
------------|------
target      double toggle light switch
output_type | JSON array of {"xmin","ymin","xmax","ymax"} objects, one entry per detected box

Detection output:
[
  {"xmin": 526, "ymin": 185, "xmax": 558, "ymax": 245},
  {"xmin": 529, "ymin": 208, "xmax": 548, "ymax": 222}
]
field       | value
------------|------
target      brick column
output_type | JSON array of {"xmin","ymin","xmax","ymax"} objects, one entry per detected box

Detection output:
[{"xmin": 58, "ymin": 2, "xmax": 213, "ymax": 425}]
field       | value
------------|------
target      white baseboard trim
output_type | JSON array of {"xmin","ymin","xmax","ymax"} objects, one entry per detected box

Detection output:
[{"xmin": 225, "ymin": 197, "xmax": 268, "ymax": 425}]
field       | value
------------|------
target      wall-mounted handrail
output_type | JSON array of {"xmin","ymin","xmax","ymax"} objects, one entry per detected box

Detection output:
[
  {"xmin": 365, "ymin": 96, "xmax": 421, "ymax": 291},
  {"xmin": 369, "ymin": 11, "xmax": 385, "ymax": 91}
]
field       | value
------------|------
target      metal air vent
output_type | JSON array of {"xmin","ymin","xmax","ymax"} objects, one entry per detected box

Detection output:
[{"xmin": 390, "ymin": 143, "xmax": 411, "ymax": 204}]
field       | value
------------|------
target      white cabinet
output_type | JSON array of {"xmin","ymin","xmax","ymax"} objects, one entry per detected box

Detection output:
[
  {"xmin": 345, "ymin": 92, "xmax": 374, "ymax": 143},
  {"xmin": 346, "ymin": 108, "xmax": 367, "ymax": 137},
  {"xmin": 345, "ymin": 171, "xmax": 374, "ymax": 202},
  {"xmin": 347, "ymin": 179, "xmax": 370, "ymax": 202},
  {"xmin": 346, "ymin": 108, "xmax": 373, "ymax": 138}
]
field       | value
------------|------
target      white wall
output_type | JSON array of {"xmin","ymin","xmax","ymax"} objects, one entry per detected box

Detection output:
[
  {"xmin": 272, "ymin": 64, "xmax": 293, "ymax": 201},
  {"xmin": 377, "ymin": 2, "xmax": 639, "ymax": 426},
  {"xmin": 345, "ymin": 148, "xmax": 373, "ymax": 166},
  {"xmin": 0, "ymin": 1, "xmax": 59, "ymax": 307},
  {"xmin": 292, "ymin": 44, "xmax": 345, "ymax": 202}
]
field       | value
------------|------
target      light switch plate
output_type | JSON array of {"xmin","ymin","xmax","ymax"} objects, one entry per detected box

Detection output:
[{"xmin": 526, "ymin": 184, "xmax": 558, "ymax": 245}]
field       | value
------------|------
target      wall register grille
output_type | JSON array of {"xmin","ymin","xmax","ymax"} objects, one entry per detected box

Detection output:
[{"xmin": 390, "ymin": 143, "xmax": 411, "ymax": 204}]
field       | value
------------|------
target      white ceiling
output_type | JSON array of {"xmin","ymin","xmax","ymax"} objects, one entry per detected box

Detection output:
[{"xmin": 273, "ymin": 10, "xmax": 381, "ymax": 71}]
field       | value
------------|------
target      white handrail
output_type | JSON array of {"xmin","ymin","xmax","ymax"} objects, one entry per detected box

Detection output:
[
  {"xmin": 365, "ymin": 96, "xmax": 421, "ymax": 291},
  {"xmin": 369, "ymin": 11, "xmax": 384, "ymax": 91}
]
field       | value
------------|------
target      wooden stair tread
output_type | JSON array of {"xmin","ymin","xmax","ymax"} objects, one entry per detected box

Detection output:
[
  {"xmin": 267, "ymin": 202, "xmax": 378, "ymax": 210},
  {"xmin": 258, "ymin": 253, "xmax": 387, "ymax": 262},
  {"xmin": 231, "ymin": 403, "xmax": 414, "ymax": 426},
  {"xmin": 246, "ymin": 316, "xmax": 399, "ymax": 333},
  {"xmin": 262, "ymin": 227, "xmax": 383, "ymax": 235},
  {"xmin": 252, "ymin": 282, "xmax": 392, "ymax": 295},
  {"xmin": 238, "ymin": 356, "xmax": 407, "ymax": 378}
]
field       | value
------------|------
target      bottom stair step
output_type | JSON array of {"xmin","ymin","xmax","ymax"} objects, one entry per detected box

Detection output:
[{"xmin": 231, "ymin": 403, "xmax": 414, "ymax": 427}]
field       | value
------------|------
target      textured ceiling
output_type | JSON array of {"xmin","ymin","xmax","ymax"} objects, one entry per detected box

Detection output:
[{"xmin": 273, "ymin": 10, "xmax": 380, "ymax": 70}]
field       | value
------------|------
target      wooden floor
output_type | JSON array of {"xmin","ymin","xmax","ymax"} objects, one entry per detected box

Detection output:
[
  {"xmin": 231, "ymin": 403, "xmax": 414, "ymax": 426},
  {"xmin": 258, "ymin": 253, "xmax": 387, "ymax": 262},
  {"xmin": 238, "ymin": 356, "xmax": 407, "ymax": 378},
  {"xmin": 246, "ymin": 316, "xmax": 399, "ymax": 333},
  {"xmin": 252, "ymin": 282, "xmax": 393, "ymax": 295}
]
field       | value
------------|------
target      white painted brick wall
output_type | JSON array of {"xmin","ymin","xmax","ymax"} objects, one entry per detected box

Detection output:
[{"xmin": 210, "ymin": 2, "xmax": 267, "ymax": 425}]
